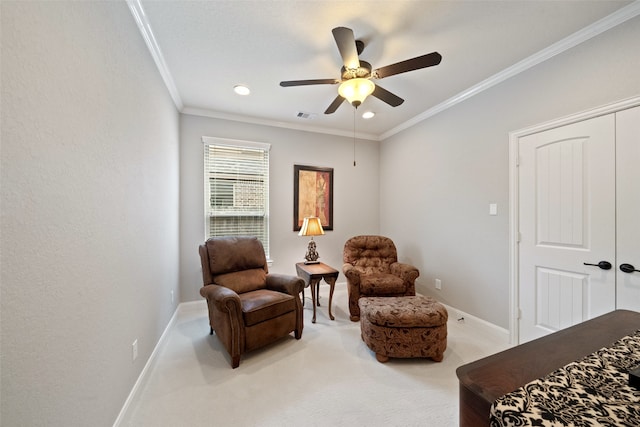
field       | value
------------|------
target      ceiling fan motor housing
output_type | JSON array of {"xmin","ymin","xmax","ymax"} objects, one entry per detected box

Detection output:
[{"xmin": 341, "ymin": 61, "xmax": 372, "ymax": 80}]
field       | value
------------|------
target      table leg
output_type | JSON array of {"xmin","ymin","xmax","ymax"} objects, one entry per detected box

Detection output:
[
  {"xmin": 309, "ymin": 278, "xmax": 320, "ymax": 323},
  {"xmin": 325, "ymin": 276, "xmax": 336, "ymax": 321}
]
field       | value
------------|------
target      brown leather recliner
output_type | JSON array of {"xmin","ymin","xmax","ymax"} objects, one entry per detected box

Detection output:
[
  {"xmin": 342, "ymin": 235, "xmax": 419, "ymax": 321},
  {"xmin": 199, "ymin": 236, "xmax": 304, "ymax": 368}
]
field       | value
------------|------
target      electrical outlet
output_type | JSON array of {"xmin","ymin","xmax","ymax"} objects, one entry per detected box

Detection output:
[
  {"xmin": 132, "ymin": 339, "xmax": 138, "ymax": 361},
  {"xmin": 435, "ymin": 278, "xmax": 442, "ymax": 290}
]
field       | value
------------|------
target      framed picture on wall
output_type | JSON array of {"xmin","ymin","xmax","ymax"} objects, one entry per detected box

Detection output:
[{"xmin": 293, "ymin": 164, "xmax": 333, "ymax": 231}]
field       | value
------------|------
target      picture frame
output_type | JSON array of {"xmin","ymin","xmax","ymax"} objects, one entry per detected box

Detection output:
[{"xmin": 293, "ymin": 164, "xmax": 333, "ymax": 231}]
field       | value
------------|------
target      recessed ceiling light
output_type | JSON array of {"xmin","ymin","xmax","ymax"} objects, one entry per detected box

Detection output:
[
  {"xmin": 234, "ymin": 85, "xmax": 250, "ymax": 95},
  {"xmin": 362, "ymin": 111, "xmax": 375, "ymax": 119}
]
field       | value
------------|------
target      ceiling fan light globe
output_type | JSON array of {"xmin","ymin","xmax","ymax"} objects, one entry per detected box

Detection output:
[{"xmin": 338, "ymin": 78, "xmax": 374, "ymax": 107}]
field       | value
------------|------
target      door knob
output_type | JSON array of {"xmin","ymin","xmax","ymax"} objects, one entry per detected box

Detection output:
[
  {"xmin": 620, "ymin": 263, "xmax": 640, "ymax": 273},
  {"xmin": 583, "ymin": 261, "xmax": 612, "ymax": 270}
]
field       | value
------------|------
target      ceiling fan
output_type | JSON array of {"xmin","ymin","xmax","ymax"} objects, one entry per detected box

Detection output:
[{"xmin": 279, "ymin": 27, "xmax": 442, "ymax": 114}]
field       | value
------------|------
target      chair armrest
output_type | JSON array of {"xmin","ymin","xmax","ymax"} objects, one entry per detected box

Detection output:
[
  {"xmin": 390, "ymin": 262, "xmax": 420, "ymax": 283},
  {"xmin": 200, "ymin": 284, "xmax": 241, "ymax": 312},
  {"xmin": 266, "ymin": 273, "xmax": 304, "ymax": 296},
  {"xmin": 342, "ymin": 263, "xmax": 362, "ymax": 285}
]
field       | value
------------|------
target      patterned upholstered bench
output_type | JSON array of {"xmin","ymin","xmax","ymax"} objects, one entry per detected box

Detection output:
[{"xmin": 358, "ymin": 295, "xmax": 448, "ymax": 363}]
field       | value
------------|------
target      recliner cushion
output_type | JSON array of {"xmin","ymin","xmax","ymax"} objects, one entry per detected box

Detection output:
[
  {"xmin": 206, "ymin": 236, "xmax": 267, "ymax": 275},
  {"xmin": 361, "ymin": 273, "xmax": 405, "ymax": 295},
  {"xmin": 240, "ymin": 289, "xmax": 296, "ymax": 326},
  {"xmin": 214, "ymin": 268, "xmax": 267, "ymax": 294},
  {"xmin": 343, "ymin": 235, "xmax": 398, "ymax": 273}
]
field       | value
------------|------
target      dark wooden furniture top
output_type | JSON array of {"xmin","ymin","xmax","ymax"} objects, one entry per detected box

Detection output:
[
  {"xmin": 295, "ymin": 262, "xmax": 339, "ymax": 324},
  {"xmin": 455, "ymin": 309, "xmax": 640, "ymax": 427}
]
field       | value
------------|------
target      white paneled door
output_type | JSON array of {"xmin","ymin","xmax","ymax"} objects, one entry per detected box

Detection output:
[
  {"xmin": 518, "ymin": 114, "xmax": 616, "ymax": 343},
  {"xmin": 616, "ymin": 107, "xmax": 640, "ymax": 311}
]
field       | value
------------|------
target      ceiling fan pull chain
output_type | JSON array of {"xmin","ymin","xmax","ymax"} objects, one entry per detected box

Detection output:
[{"xmin": 353, "ymin": 108, "xmax": 357, "ymax": 167}]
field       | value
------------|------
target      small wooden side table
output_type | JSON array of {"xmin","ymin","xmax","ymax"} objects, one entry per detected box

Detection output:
[{"xmin": 295, "ymin": 262, "xmax": 339, "ymax": 323}]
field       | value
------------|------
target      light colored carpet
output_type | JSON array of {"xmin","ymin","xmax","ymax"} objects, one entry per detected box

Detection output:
[{"xmin": 118, "ymin": 287, "xmax": 510, "ymax": 427}]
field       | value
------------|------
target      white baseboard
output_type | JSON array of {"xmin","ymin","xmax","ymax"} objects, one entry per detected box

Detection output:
[
  {"xmin": 179, "ymin": 299, "xmax": 207, "ymax": 311},
  {"xmin": 441, "ymin": 302, "xmax": 511, "ymax": 345},
  {"xmin": 113, "ymin": 303, "xmax": 185, "ymax": 426}
]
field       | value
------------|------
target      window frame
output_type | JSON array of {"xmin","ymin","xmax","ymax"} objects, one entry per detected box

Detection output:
[{"xmin": 202, "ymin": 136, "xmax": 271, "ymax": 258}]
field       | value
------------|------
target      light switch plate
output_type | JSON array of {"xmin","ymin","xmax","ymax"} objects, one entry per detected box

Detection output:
[{"xmin": 489, "ymin": 203, "xmax": 498, "ymax": 215}]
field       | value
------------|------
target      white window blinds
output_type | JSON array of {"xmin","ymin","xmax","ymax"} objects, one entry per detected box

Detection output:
[{"xmin": 203, "ymin": 137, "xmax": 270, "ymax": 257}]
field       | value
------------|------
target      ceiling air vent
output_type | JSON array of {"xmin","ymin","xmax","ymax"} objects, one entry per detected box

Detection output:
[{"xmin": 296, "ymin": 111, "xmax": 317, "ymax": 120}]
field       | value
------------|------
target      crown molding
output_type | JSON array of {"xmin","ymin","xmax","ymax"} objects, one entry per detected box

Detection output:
[
  {"xmin": 380, "ymin": 0, "xmax": 640, "ymax": 140},
  {"xmin": 127, "ymin": 0, "xmax": 184, "ymax": 110},
  {"xmin": 129, "ymin": 1, "xmax": 640, "ymax": 141},
  {"xmin": 182, "ymin": 107, "xmax": 379, "ymax": 141}
]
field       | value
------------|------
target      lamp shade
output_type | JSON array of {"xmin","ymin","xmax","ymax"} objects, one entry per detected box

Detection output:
[
  {"xmin": 338, "ymin": 78, "xmax": 375, "ymax": 108},
  {"xmin": 298, "ymin": 216, "xmax": 325, "ymax": 237}
]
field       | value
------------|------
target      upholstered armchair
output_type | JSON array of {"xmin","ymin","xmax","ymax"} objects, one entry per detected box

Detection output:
[
  {"xmin": 199, "ymin": 236, "xmax": 305, "ymax": 368},
  {"xmin": 342, "ymin": 235, "xmax": 419, "ymax": 321}
]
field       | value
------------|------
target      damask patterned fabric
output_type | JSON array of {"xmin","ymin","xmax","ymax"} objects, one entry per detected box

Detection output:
[{"xmin": 490, "ymin": 330, "xmax": 640, "ymax": 427}]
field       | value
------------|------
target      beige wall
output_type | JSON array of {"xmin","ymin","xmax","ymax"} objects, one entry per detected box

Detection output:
[
  {"xmin": 380, "ymin": 16, "xmax": 640, "ymax": 328},
  {"xmin": 1, "ymin": 2, "xmax": 179, "ymax": 425},
  {"xmin": 179, "ymin": 113, "xmax": 380, "ymax": 302}
]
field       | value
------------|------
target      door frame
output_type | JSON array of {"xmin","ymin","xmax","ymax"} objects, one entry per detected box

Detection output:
[{"xmin": 508, "ymin": 95, "xmax": 640, "ymax": 344}]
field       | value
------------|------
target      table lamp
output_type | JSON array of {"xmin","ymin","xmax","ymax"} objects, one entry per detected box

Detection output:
[{"xmin": 298, "ymin": 216, "xmax": 324, "ymax": 264}]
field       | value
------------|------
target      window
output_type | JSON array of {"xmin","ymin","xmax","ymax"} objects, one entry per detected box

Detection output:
[{"xmin": 203, "ymin": 137, "xmax": 270, "ymax": 257}]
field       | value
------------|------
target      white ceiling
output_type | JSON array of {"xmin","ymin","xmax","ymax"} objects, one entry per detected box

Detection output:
[{"xmin": 132, "ymin": 0, "xmax": 636, "ymax": 140}]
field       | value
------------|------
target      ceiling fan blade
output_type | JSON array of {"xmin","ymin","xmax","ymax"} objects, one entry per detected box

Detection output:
[
  {"xmin": 280, "ymin": 79, "xmax": 339, "ymax": 87},
  {"xmin": 372, "ymin": 84, "xmax": 404, "ymax": 107},
  {"xmin": 324, "ymin": 95, "xmax": 345, "ymax": 114},
  {"xmin": 373, "ymin": 52, "xmax": 442, "ymax": 79},
  {"xmin": 332, "ymin": 27, "xmax": 360, "ymax": 70}
]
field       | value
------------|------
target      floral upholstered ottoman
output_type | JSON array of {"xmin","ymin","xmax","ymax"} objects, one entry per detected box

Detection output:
[{"xmin": 358, "ymin": 295, "xmax": 448, "ymax": 363}]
